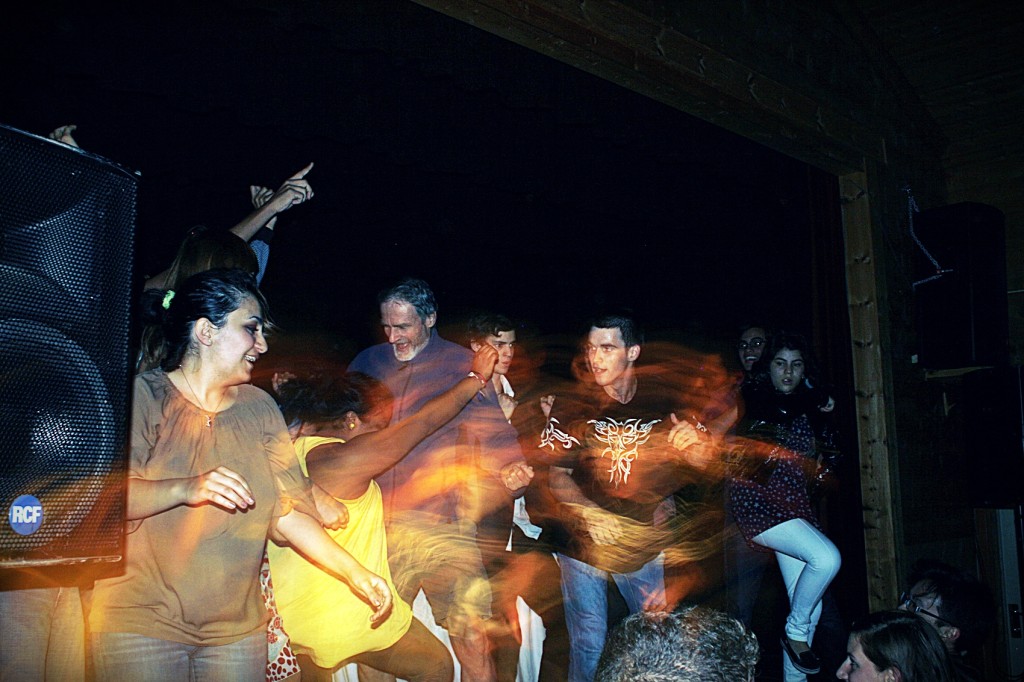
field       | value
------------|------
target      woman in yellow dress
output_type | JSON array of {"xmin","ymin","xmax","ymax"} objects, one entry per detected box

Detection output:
[{"xmin": 267, "ymin": 344, "xmax": 500, "ymax": 682}]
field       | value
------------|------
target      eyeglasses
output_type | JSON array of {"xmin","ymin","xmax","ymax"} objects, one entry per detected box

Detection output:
[
  {"xmin": 737, "ymin": 337, "xmax": 765, "ymax": 351},
  {"xmin": 899, "ymin": 591, "xmax": 957, "ymax": 627}
]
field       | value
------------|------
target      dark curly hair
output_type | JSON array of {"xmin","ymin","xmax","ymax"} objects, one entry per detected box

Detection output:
[{"xmin": 140, "ymin": 268, "xmax": 270, "ymax": 372}]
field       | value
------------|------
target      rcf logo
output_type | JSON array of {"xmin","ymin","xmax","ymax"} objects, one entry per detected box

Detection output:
[{"xmin": 8, "ymin": 495, "xmax": 44, "ymax": 535}]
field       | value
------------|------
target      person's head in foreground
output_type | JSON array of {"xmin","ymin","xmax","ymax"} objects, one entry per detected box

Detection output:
[
  {"xmin": 836, "ymin": 610, "xmax": 956, "ymax": 682},
  {"xmin": 898, "ymin": 559, "xmax": 995, "ymax": 655},
  {"xmin": 595, "ymin": 607, "xmax": 759, "ymax": 682}
]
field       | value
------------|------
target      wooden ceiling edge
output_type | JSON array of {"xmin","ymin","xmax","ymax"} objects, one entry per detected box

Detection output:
[
  {"xmin": 829, "ymin": 0, "xmax": 949, "ymax": 158},
  {"xmin": 411, "ymin": 0, "xmax": 886, "ymax": 175}
]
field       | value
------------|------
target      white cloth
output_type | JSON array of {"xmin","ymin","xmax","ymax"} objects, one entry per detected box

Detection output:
[
  {"xmin": 334, "ymin": 590, "xmax": 546, "ymax": 682},
  {"xmin": 499, "ymin": 376, "xmax": 542, "ymax": 544},
  {"xmin": 513, "ymin": 497, "xmax": 543, "ymax": 542}
]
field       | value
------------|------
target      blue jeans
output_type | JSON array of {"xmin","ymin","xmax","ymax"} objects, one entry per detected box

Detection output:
[
  {"xmin": 557, "ymin": 552, "xmax": 665, "ymax": 682},
  {"xmin": 753, "ymin": 518, "xmax": 841, "ymax": 682},
  {"xmin": 91, "ymin": 631, "xmax": 264, "ymax": 681},
  {"xmin": 0, "ymin": 586, "xmax": 85, "ymax": 681}
]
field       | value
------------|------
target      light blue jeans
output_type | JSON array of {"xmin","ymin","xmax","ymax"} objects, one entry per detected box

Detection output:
[
  {"xmin": 557, "ymin": 552, "xmax": 665, "ymax": 682},
  {"xmin": 91, "ymin": 631, "xmax": 264, "ymax": 681},
  {"xmin": 0, "ymin": 586, "xmax": 85, "ymax": 681},
  {"xmin": 753, "ymin": 518, "xmax": 841, "ymax": 682}
]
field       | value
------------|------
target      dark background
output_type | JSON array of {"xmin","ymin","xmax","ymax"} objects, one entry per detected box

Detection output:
[
  {"xmin": 1, "ymin": 0, "xmax": 820, "ymax": 366},
  {"xmin": 3, "ymin": 4, "xmax": 867, "ymax": 670}
]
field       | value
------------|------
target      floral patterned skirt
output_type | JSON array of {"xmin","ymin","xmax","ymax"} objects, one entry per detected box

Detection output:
[
  {"xmin": 260, "ymin": 549, "xmax": 301, "ymax": 681},
  {"xmin": 729, "ymin": 453, "xmax": 818, "ymax": 549}
]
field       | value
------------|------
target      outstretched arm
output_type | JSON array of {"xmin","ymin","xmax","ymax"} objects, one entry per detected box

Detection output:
[
  {"xmin": 143, "ymin": 163, "xmax": 314, "ymax": 290},
  {"xmin": 306, "ymin": 345, "xmax": 499, "ymax": 499}
]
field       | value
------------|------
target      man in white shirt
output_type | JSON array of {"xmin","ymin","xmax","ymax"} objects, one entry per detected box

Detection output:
[{"xmin": 465, "ymin": 313, "xmax": 569, "ymax": 682}]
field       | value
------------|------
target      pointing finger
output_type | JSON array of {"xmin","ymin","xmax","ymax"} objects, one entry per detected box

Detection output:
[{"xmin": 290, "ymin": 162, "xmax": 314, "ymax": 180}]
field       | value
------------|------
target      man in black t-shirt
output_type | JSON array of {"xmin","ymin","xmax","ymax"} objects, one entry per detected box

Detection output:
[{"xmin": 542, "ymin": 314, "xmax": 710, "ymax": 681}]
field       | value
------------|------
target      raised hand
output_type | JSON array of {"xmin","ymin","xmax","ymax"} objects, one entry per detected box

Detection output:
[
  {"xmin": 48, "ymin": 124, "xmax": 79, "ymax": 148},
  {"xmin": 540, "ymin": 394, "xmax": 556, "ymax": 419},
  {"xmin": 250, "ymin": 185, "xmax": 278, "ymax": 230},
  {"xmin": 668, "ymin": 413, "xmax": 716, "ymax": 470},
  {"xmin": 185, "ymin": 466, "xmax": 254, "ymax": 511},
  {"xmin": 497, "ymin": 392, "xmax": 518, "ymax": 420},
  {"xmin": 470, "ymin": 343, "xmax": 499, "ymax": 382},
  {"xmin": 271, "ymin": 371, "xmax": 297, "ymax": 395},
  {"xmin": 667, "ymin": 413, "xmax": 702, "ymax": 451},
  {"xmin": 250, "ymin": 185, "xmax": 275, "ymax": 209},
  {"xmin": 228, "ymin": 163, "xmax": 315, "ymax": 245},
  {"xmin": 264, "ymin": 162, "xmax": 314, "ymax": 214}
]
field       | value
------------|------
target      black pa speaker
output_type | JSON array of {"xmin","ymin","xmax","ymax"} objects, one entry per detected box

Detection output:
[
  {"xmin": 915, "ymin": 202, "xmax": 1008, "ymax": 369},
  {"xmin": 0, "ymin": 124, "xmax": 137, "ymax": 567}
]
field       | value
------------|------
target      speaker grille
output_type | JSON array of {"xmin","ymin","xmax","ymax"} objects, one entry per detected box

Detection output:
[{"xmin": 0, "ymin": 125, "xmax": 136, "ymax": 566}]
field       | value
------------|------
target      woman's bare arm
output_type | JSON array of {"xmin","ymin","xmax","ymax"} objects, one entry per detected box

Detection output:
[{"xmin": 306, "ymin": 346, "xmax": 497, "ymax": 499}]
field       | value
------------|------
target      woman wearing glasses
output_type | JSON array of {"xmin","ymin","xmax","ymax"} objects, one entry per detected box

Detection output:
[
  {"xmin": 723, "ymin": 324, "xmax": 776, "ymax": 629},
  {"xmin": 737, "ymin": 324, "xmax": 770, "ymax": 375}
]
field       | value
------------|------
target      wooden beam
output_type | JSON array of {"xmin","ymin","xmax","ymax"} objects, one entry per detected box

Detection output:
[
  {"xmin": 410, "ymin": 0, "xmax": 886, "ymax": 175},
  {"xmin": 840, "ymin": 170, "xmax": 899, "ymax": 611}
]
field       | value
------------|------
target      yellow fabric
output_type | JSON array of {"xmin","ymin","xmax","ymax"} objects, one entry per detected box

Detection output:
[{"xmin": 267, "ymin": 435, "xmax": 412, "ymax": 668}]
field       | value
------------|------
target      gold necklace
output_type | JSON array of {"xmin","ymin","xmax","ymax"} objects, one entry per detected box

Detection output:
[{"xmin": 179, "ymin": 369, "xmax": 225, "ymax": 428}]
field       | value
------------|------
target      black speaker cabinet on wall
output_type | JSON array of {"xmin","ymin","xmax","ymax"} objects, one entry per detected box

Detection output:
[
  {"xmin": 0, "ymin": 124, "xmax": 137, "ymax": 567},
  {"xmin": 915, "ymin": 202, "xmax": 1008, "ymax": 370}
]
